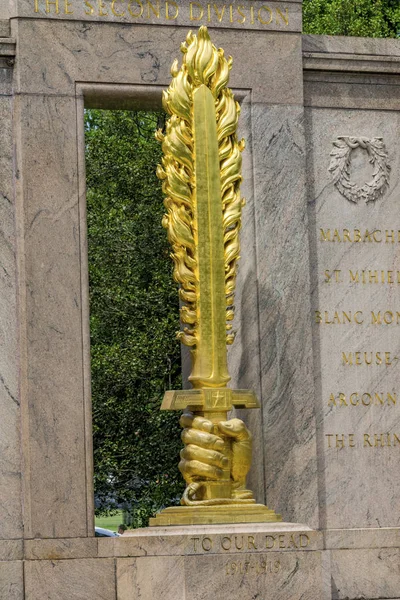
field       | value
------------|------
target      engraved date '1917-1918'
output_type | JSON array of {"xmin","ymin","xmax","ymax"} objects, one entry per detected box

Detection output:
[{"xmin": 225, "ymin": 558, "xmax": 282, "ymax": 576}]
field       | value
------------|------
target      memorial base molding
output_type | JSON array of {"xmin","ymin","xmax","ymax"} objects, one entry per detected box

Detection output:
[
  {"xmin": 3, "ymin": 525, "xmax": 400, "ymax": 598},
  {"xmin": 117, "ymin": 522, "xmax": 325, "ymax": 600}
]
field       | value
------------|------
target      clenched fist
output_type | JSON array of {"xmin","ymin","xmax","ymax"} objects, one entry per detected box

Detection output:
[{"xmin": 179, "ymin": 412, "xmax": 253, "ymax": 499}]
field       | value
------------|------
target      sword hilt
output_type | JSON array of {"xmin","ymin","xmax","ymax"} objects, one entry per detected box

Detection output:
[
  {"xmin": 194, "ymin": 409, "xmax": 232, "ymax": 501},
  {"xmin": 162, "ymin": 388, "xmax": 259, "ymax": 501}
]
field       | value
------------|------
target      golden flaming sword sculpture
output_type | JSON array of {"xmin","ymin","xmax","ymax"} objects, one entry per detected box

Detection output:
[{"xmin": 150, "ymin": 26, "xmax": 281, "ymax": 526}]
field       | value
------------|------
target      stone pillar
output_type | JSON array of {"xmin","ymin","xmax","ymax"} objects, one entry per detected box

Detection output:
[
  {"xmin": 11, "ymin": 17, "xmax": 95, "ymax": 539},
  {"xmin": 0, "ymin": 27, "xmax": 24, "ymax": 600},
  {"xmin": 228, "ymin": 8, "xmax": 319, "ymax": 526},
  {"xmin": 303, "ymin": 34, "xmax": 400, "ymax": 597}
]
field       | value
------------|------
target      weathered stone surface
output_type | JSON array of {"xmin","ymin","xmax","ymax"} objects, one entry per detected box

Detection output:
[
  {"xmin": 303, "ymin": 33, "xmax": 400, "ymax": 57},
  {"xmin": 24, "ymin": 538, "xmax": 98, "ymax": 560},
  {"xmin": 325, "ymin": 527, "xmax": 400, "ymax": 550},
  {"xmin": 14, "ymin": 0, "xmax": 302, "ymax": 32},
  {"xmin": 24, "ymin": 558, "xmax": 116, "ymax": 600},
  {"xmin": 0, "ymin": 561, "xmax": 23, "ymax": 600},
  {"xmin": 100, "ymin": 523, "xmax": 321, "ymax": 558},
  {"xmin": 330, "ymin": 548, "xmax": 400, "ymax": 600},
  {"xmin": 0, "ymin": 94, "xmax": 22, "ymax": 541},
  {"xmin": 0, "ymin": 12, "xmax": 11, "ymax": 25},
  {"xmin": 184, "ymin": 551, "xmax": 325, "ymax": 600},
  {"xmin": 114, "ymin": 525, "xmax": 324, "ymax": 600},
  {"xmin": 0, "ymin": 39, "xmax": 15, "ymax": 59},
  {"xmin": 306, "ymin": 107, "xmax": 400, "ymax": 530},
  {"xmin": 116, "ymin": 552, "xmax": 326, "ymax": 600},
  {"xmin": 117, "ymin": 556, "xmax": 186, "ymax": 600},
  {"xmin": 0, "ymin": 540, "xmax": 23, "ymax": 561},
  {"xmin": 303, "ymin": 35, "xmax": 400, "ymax": 112},
  {"xmin": 14, "ymin": 20, "xmax": 303, "ymax": 106},
  {"xmin": 228, "ymin": 92, "xmax": 266, "ymax": 503},
  {"xmin": 251, "ymin": 103, "xmax": 319, "ymax": 527},
  {"xmin": 0, "ymin": 64, "xmax": 12, "ymax": 95},
  {"xmin": 13, "ymin": 93, "xmax": 90, "ymax": 539},
  {"xmin": 304, "ymin": 71, "xmax": 400, "ymax": 111}
]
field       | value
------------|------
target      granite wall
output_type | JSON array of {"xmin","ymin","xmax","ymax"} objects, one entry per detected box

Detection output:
[
  {"xmin": 303, "ymin": 34, "xmax": 400, "ymax": 598},
  {"xmin": 0, "ymin": 23, "xmax": 24, "ymax": 600},
  {"xmin": 304, "ymin": 36, "xmax": 400, "ymax": 530}
]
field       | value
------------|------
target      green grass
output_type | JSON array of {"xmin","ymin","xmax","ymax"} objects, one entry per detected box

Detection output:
[{"xmin": 95, "ymin": 510, "xmax": 124, "ymax": 532}]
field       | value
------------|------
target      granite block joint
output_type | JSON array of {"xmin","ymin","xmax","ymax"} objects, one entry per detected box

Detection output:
[
  {"xmin": 303, "ymin": 53, "xmax": 400, "ymax": 75},
  {"xmin": 0, "ymin": 39, "xmax": 16, "ymax": 57}
]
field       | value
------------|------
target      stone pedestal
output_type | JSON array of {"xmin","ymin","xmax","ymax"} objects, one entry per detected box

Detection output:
[
  {"xmin": 3, "ymin": 524, "xmax": 400, "ymax": 600},
  {"xmin": 112, "ymin": 523, "xmax": 326, "ymax": 600}
]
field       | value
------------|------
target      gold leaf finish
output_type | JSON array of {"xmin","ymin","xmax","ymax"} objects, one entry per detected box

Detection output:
[
  {"xmin": 157, "ymin": 26, "xmax": 245, "ymax": 361},
  {"xmin": 153, "ymin": 27, "xmax": 281, "ymax": 525}
]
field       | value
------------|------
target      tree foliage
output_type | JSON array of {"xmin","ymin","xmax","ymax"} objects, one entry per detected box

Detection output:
[
  {"xmin": 303, "ymin": 0, "xmax": 400, "ymax": 37},
  {"xmin": 85, "ymin": 110, "xmax": 184, "ymax": 527}
]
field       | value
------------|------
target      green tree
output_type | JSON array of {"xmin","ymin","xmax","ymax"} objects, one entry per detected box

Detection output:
[
  {"xmin": 85, "ymin": 110, "xmax": 184, "ymax": 527},
  {"xmin": 303, "ymin": 0, "xmax": 400, "ymax": 37}
]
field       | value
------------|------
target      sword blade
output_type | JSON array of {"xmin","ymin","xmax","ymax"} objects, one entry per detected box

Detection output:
[{"xmin": 189, "ymin": 84, "xmax": 230, "ymax": 389}]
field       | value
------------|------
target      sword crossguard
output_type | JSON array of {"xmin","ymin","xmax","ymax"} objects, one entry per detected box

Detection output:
[{"xmin": 161, "ymin": 388, "xmax": 260, "ymax": 413}]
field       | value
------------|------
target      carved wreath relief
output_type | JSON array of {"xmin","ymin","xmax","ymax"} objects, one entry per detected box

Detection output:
[{"xmin": 329, "ymin": 136, "xmax": 390, "ymax": 204}]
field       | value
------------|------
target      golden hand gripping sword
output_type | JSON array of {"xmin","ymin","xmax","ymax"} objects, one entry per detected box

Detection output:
[{"xmin": 150, "ymin": 27, "xmax": 281, "ymax": 526}]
